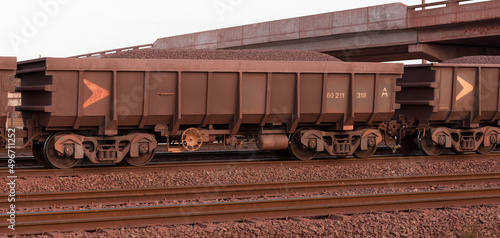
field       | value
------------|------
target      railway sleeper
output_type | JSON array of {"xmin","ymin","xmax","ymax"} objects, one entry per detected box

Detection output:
[
  {"xmin": 47, "ymin": 131, "xmax": 157, "ymax": 168},
  {"xmin": 425, "ymin": 126, "xmax": 500, "ymax": 155},
  {"xmin": 290, "ymin": 128, "xmax": 383, "ymax": 160}
]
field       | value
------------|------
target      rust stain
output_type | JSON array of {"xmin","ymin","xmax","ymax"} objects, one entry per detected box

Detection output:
[
  {"xmin": 157, "ymin": 92, "xmax": 176, "ymax": 96},
  {"xmin": 83, "ymin": 79, "xmax": 110, "ymax": 108},
  {"xmin": 464, "ymin": 26, "xmax": 500, "ymax": 35}
]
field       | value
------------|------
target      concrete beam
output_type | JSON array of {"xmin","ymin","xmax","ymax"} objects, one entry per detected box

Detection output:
[
  {"xmin": 238, "ymin": 29, "xmax": 417, "ymax": 50},
  {"xmin": 329, "ymin": 43, "xmax": 500, "ymax": 62},
  {"xmin": 243, "ymin": 22, "xmax": 270, "ymax": 46},
  {"xmin": 418, "ymin": 20, "xmax": 500, "ymax": 44},
  {"xmin": 409, "ymin": 44, "xmax": 500, "ymax": 62},
  {"xmin": 328, "ymin": 45, "xmax": 413, "ymax": 62},
  {"xmin": 408, "ymin": 44, "xmax": 458, "ymax": 61},
  {"xmin": 153, "ymin": 3, "xmax": 408, "ymax": 50}
]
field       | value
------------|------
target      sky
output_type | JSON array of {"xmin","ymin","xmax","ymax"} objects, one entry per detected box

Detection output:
[{"xmin": 0, "ymin": 0, "xmax": 490, "ymax": 60}]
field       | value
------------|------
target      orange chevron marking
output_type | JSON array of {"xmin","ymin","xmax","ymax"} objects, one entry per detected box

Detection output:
[
  {"xmin": 456, "ymin": 75, "xmax": 473, "ymax": 101},
  {"xmin": 83, "ymin": 79, "xmax": 110, "ymax": 108}
]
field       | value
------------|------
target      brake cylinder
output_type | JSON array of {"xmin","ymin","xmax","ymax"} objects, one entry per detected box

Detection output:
[{"xmin": 257, "ymin": 134, "xmax": 289, "ymax": 151}]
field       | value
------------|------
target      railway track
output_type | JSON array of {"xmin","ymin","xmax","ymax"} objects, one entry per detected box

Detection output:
[
  {"xmin": 1, "ymin": 152, "xmax": 499, "ymax": 178},
  {"xmin": 4, "ymin": 172, "xmax": 500, "ymax": 209},
  {"xmin": 0, "ymin": 146, "xmax": 395, "ymax": 167},
  {"xmin": 1, "ymin": 188, "xmax": 498, "ymax": 236},
  {"xmin": 2, "ymin": 145, "xmax": 498, "ymax": 169},
  {"xmin": 0, "ymin": 144, "xmax": 469, "ymax": 162},
  {"xmin": 0, "ymin": 149, "xmax": 273, "ymax": 171}
]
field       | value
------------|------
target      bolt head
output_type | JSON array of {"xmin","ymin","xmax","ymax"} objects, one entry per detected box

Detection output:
[
  {"xmin": 490, "ymin": 135, "xmax": 497, "ymax": 144},
  {"xmin": 139, "ymin": 144, "xmax": 149, "ymax": 154},
  {"xmin": 438, "ymin": 136, "xmax": 446, "ymax": 145},
  {"xmin": 308, "ymin": 140, "xmax": 317, "ymax": 149},
  {"xmin": 64, "ymin": 146, "xmax": 74, "ymax": 157},
  {"xmin": 368, "ymin": 138, "xmax": 376, "ymax": 147}
]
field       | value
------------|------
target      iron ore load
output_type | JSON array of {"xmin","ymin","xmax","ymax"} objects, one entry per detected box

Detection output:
[
  {"xmin": 14, "ymin": 49, "xmax": 403, "ymax": 168},
  {"xmin": 0, "ymin": 57, "xmax": 16, "ymax": 147}
]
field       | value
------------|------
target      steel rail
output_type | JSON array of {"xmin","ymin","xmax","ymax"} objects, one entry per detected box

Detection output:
[
  {"xmin": 0, "ymin": 149, "xmax": 272, "ymax": 169},
  {"xmin": 3, "ymin": 172, "xmax": 500, "ymax": 209},
  {"xmin": 0, "ymin": 146, "xmax": 413, "ymax": 162},
  {"xmin": 0, "ymin": 188, "xmax": 498, "ymax": 235},
  {"xmin": 0, "ymin": 148, "xmax": 269, "ymax": 162},
  {"xmin": 1, "ymin": 152, "xmax": 499, "ymax": 178}
]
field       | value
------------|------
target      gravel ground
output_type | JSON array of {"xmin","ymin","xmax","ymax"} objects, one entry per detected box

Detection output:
[
  {"xmin": 2, "ymin": 158, "xmax": 498, "ymax": 193},
  {"xmin": 18, "ymin": 206, "xmax": 500, "ymax": 238},
  {"xmin": 9, "ymin": 182, "xmax": 500, "ymax": 214},
  {"xmin": 104, "ymin": 48, "xmax": 342, "ymax": 62},
  {"xmin": 441, "ymin": 55, "xmax": 500, "ymax": 64},
  {"xmin": 3, "ymin": 153, "xmax": 499, "ymax": 236}
]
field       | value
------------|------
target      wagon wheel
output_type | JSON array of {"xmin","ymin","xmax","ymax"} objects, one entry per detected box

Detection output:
[
  {"xmin": 417, "ymin": 131, "xmax": 445, "ymax": 156},
  {"xmin": 352, "ymin": 128, "xmax": 376, "ymax": 159},
  {"xmin": 32, "ymin": 143, "xmax": 51, "ymax": 168},
  {"xmin": 399, "ymin": 135, "xmax": 420, "ymax": 156},
  {"xmin": 353, "ymin": 143, "xmax": 377, "ymax": 159},
  {"xmin": 121, "ymin": 131, "xmax": 156, "ymax": 166},
  {"xmin": 476, "ymin": 142, "xmax": 497, "ymax": 155},
  {"xmin": 182, "ymin": 128, "xmax": 203, "ymax": 151},
  {"xmin": 44, "ymin": 132, "xmax": 80, "ymax": 169},
  {"xmin": 122, "ymin": 148, "xmax": 156, "ymax": 166},
  {"xmin": 289, "ymin": 128, "xmax": 318, "ymax": 161}
]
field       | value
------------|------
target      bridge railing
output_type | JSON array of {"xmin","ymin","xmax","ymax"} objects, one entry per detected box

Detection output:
[
  {"xmin": 409, "ymin": 0, "xmax": 484, "ymax": 10},
  {"xmin": 70, "ymin": 43, "xmax": 153, "ymax": 58}
]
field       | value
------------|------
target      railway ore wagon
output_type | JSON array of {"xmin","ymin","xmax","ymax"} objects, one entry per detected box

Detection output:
[
  {"xmin": 16, "ymin": 57, "xmax": 403, "ymax": 168},
  {"xmin": 396, "ymin": 62, "xmax": 500, "ymax": 156},
  {"xmin": 0, "ymin": 57, "xmax": 16, "ymax": 147}
]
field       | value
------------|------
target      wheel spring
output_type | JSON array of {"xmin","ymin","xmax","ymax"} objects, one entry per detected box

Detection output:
[
  {"xmin": 97, "ymin": 146, "xmax": 117, "ymax": 161},
  {"xmin": 460, "ymin": 137, "xmax": 475, "ymax": 151},
  {"xmin": 334, "ymin": 142, "xmax": 350, "ymax": 154}
]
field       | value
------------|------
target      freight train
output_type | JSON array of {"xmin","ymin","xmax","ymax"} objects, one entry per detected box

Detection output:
[
  {"xmin": 1, "ymin": 51, "xmax": 499, "ymax": 169},
  {"xmin": 0, "ymin": 57, "xmax": 16, "ymax": 149}
]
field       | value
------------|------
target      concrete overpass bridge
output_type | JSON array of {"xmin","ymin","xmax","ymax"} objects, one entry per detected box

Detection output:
[{"xmin": 75, "ymin": 0, "xmax": 500, "ymax": 62}]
